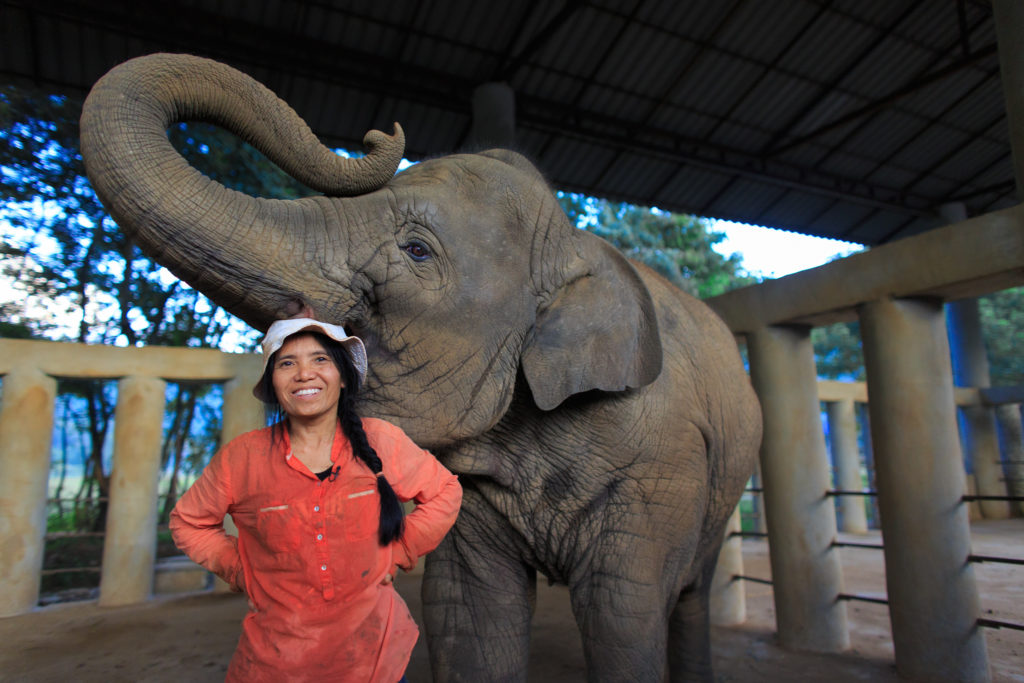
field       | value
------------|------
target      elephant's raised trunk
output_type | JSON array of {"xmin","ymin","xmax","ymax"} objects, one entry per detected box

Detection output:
[{"xmin": 80, "ymin": 52, "xmax": 404, "ymax": 330}]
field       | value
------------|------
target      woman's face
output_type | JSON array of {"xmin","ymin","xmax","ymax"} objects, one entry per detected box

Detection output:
[{"xmin": 271, "ymin": 333, "xmax": 344, "ymax": 422}]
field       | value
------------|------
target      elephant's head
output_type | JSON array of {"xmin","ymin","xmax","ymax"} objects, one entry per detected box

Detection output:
[{"xmin": 81, "ymin": 53, "xmax": 662, "ymax": 448}]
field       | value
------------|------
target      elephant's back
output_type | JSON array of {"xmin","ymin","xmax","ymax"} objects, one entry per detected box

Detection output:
[{"xmin": 630, "ymin": 260, "xmax": 761, "ymax": 499}]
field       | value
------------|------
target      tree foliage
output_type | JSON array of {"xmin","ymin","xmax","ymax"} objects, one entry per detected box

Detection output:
[
  {"xmin": 558, "ymin": 193, "xmax": 756, "ymax": 298},
  {"xmin": 813, "ymin": 322, "xmax": 865, "ymax": 381},
  {"xmin": 0, "ymin": 84, "xmax": 312, "ymax": 552},
  {"xmin": 979, "ymin": 285, "xmax": 1024, "ymax": 386}
]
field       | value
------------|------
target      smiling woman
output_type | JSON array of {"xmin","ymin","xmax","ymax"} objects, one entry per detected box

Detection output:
[{"xmin": 169, "ymin": 318, "xmax": 462, "ymax": 683}]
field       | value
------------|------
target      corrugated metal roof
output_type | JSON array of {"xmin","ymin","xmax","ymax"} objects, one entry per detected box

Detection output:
[{"xmin": 0, "ymin": 0, "xmax": 1013, "ymax": 246}]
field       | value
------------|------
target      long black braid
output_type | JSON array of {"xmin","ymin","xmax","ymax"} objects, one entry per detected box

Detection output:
[{"xmin": 257, "ymin": 331, "xmax": 405, "ymax": 545}]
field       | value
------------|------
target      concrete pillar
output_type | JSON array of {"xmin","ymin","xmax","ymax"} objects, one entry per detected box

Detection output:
[
  {"xmin": 996, "ymin": 403, "xmax": 1024, "ymax": 515},
  {"xmin": 710, "ymin": 506, "xmax": 745, "ymax": 626},
  {"xmin": 826, "ymin": 399, "xmax": 869, "ymax": 534},
  {"xmin": 211, "ymin": 375, "xmax": 263, "ymax": 592},
  {"xmin": 947, "ymin": 296, "xmax": 1009, "ymax": 519},
  {"xmin": 468, "ymin": 82, "xmax": 515, "ymax": 149},
  {"xmin": 0, "ymin": 369, "xmax": 57, "ymax": 616},
  {"xmin": 858, "ymin": 402, "xmax": 879, "ymax": 527},
  {"xmin": 222, "ymin": 374, "xmax": 265, "ymax": 441},
  {"xmin": 993, "ymin": 0, "xmax": 1024, "ymax": 198},
  {"xmin": 859, "ymin": 297, "xmax": 990, "ymax": 682},
  {"xmin": 749, "ymin": 464, "xmax": 768, "ymax": 534},
  {"xmin": 99, "ymin": 375, "xmax": 166, "ymax": 607},
  {"xmin": 747, "ymin": 325, "xmax": 849, "ymax": 652}
]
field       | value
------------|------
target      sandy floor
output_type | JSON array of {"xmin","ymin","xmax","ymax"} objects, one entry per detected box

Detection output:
[{"xmin": 2, "ymin": 519, "xmax": 1022, "ymax": 682}]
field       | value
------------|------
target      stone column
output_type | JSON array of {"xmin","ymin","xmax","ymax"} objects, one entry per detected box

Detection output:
[
  {"xmin": 859, "ymin": 297, "xmax": 989, "ymax": 682},
  {"xmin": 749, "ymin": 464, "xmax": 768, "ymax": 534},
  {"xmin": 710, "ymin": 506, "xmax": 745, "ymax": 626},
  {"xmin": 468, "ymin": 82, "xmax": 516, "ymax": 149},
  {"xmin": 996, "ymin": 403, "xmax": 1024, "ymax": 515},
  {"xmin": 946, "ymin": 288, "xmax": 1008, "ymax": 520},
  {"xmin": 0, "ymin": 369, "xmax": 57, "ymax": 616},
  {"xmin": 99, "ymin": 375, "xmax": 166, "ymax": 607},
  {"xmin": 858, "ymin": 402, "xmax": 879, "ymax": 527},
  {"xmin": 211, "ymin": 374, "xmax": 264, "ymax": 592},
  {"xmin": 222, "ymin": 374, "xmax": 265, "ymax": 442},
  {"xmin": 938, "ymin": 201, "xmax": 1006, "ymax": 519},
  {"xmin": 994, "ymin": 0, "xmax": 1024, "ymax": 197},
  {"xmin": 747, "ymin": 325, "xmax": 849, "ymax": 652},
  {"xmin": 826, "ymin": 399, "xmax": 868, "ymax": 533}
]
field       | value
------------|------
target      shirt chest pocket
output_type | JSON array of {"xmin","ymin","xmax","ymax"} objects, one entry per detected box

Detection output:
[
  {"xmin": 255, "ymin": 503, "xmax": 302, "ymax": 553},
  {"xmin": 331, "ymin": 486, "xmax": 380, "ymax": 542}
]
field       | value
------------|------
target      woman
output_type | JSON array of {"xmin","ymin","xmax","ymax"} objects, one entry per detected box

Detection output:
[{"xmin": 170, "ymin": 318, "xmax": 462, "ymax": 683}]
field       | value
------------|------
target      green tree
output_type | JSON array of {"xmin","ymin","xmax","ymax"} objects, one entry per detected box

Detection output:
[
  {"xmin": 558, "ymin": 193, "xmax": 756, "ymax": 297},
  {"xmin": 812, "ymin": 322, "xmax": 865, "ymax": 381},
  {"xmin": 979, "ymin": 286, "xmax": 1024, "ymax": 386},
  {"xmin": 1, "ymin": 83, "xmax": 314, "ymax": 539}
]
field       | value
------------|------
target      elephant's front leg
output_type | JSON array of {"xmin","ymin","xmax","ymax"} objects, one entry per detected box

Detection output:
[
  {"xmin": 569, "ymin": 540, "xmax": 675, "ymax": 683},
  {"xmin": 422, "ymin": 488, "xmax": 537, "ymax": 682}
]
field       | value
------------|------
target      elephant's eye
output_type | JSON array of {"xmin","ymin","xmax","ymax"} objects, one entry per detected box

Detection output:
[{"xmin": 402, "ymin": 241, "xmax": 431, "ymax": 261}]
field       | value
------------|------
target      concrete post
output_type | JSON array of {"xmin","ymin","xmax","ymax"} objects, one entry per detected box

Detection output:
[
  {"xmin": 710, "ymin": 506, "xmax": 745, "ymax": 626},
  {"xmin": 222, "ymin": 374, "xmax": 265, "ymax": 442},
  {"xmin": 468, "ymin": 82, "xmax": 515, "ymax": 149},
  {"xmin": 0, "ymin": 369, "xmax": 57, "ymax": 616},
  {"xmin": 859, "ymin": 297, "xmax": 990, "ymax": 682},
  {"xmin": 747, "ymin": 325, "xmax": 849, "ymax": 653},
  {"xmin": 993, "ymin": 0, "xmax": 1024, "ymax": 198},
  {"xmin": 858, "ymin": 402, "xmax": 879, "ymax": 527},
  {"xmin": 749, "ymin": 464, "xmax": 768, "ymax": 534},
  {"xmin": 99, "ymin": 375, "xmax": 166, "ymax": 607},
  {"xmin": 211, "ymin": 375, "xmax": 264, "ymax": 592},
  {"xmin": 947, "ymin": 296, "xmax": 1009, "ymax": 519},
  {"xmin": 939, "ymin": 202, "xmax": 1007, "ymax": 519},
  {"xmin": 826, "ymin": 399, "xmax": 869, "ymax": 534},
  {"xmin": 996, "ymin": 403, "xmax": 1024, "ymax": 515}
]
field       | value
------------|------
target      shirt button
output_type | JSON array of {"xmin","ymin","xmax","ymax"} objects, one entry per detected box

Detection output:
[
  {"xmin": 316, "ymin": 534, "xmax": 323, "ymax": 541},
  {"xmin": 321, "ymin": 564, "xmax": 327, "ymax": 571},
  {"xmin": 314, "ymin": 505, "xmax": 320, "ymax": 512}
]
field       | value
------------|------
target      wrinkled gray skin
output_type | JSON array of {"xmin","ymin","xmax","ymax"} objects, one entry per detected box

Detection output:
[{"xmin": 81, "ymin": 54, "xmax": 761, "ymax": 682}]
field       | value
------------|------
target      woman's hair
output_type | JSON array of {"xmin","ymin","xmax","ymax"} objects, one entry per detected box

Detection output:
[{"xmin": 257, "ymin": 331, "xmax": 405, "ymax": 545}]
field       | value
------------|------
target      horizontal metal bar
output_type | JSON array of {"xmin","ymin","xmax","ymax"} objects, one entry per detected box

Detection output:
[
  {"xmin": 968, "ymin": 554, "xmax": 1024, "ymax": 566},
  {"xmin": 838, "ymin": 593, "xmax": 889, "ymax": 606},
  {"xmin": 832, "ymin": 541, "xmax": 884, "ymax": 550},
  {"xmin": 962, "ymin": 494, "xmax": 1024, "ymax": 502},
  {"xmin": 45, "ymin": 532, "xmax": 105, "ymax": 539},
  {"xmin": 47, "ymin": 497, "xmax": 109, "ymax": 504},
  {"xmin": 827, "ymin": 490, "xmax": 878, "ymax": 497},
  {"xmin": 744, "ymin": 487, "xmax": 764, "ymax": 493},
  {"xmin": 977, "ymin": 618, "xmax": 1024, "ymax": 632},
  {"xmin": 40, "ymin": 566, "xmax": 101, "ymax": 576},
  {"xmin": 733, "ymin": 575, "xmax": 773, "ymax": 586},
  {"xmin": 730, "ymin": 531, "xmax": 768, "ymax": 538}
]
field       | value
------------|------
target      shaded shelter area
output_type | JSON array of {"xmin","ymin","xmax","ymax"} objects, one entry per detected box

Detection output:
[
  {"xmin": 0, "ymin": 0, "xmax": 1012, "ymax": 244},
  {"xmin": 2, "ymin": 2, "xmax": 1023, "ymax": 682}
]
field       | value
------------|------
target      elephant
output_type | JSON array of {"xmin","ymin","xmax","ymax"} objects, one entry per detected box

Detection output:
[{"xmin": 80, "ymin": 53, "xmax": 761, "ymax": 682}]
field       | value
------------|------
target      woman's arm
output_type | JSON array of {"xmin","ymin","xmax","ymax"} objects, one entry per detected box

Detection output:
[
  {"xmin": 169, "ymin": 448, "xmax": 245, "ymax": 591},
  {"xmin": 376, "ymin": 422, "xmax": 462, "ymax": 572}
]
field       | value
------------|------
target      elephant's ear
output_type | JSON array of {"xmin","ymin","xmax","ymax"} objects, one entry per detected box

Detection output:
[{"xmin": 522, "ymin": 231, "xmax": 663, "ymax": 411}]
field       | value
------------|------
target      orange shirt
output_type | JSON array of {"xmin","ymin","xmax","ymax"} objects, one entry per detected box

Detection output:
[{"xmin": 169, "ymin": 417, "xmax": 461, "ymax": 683}]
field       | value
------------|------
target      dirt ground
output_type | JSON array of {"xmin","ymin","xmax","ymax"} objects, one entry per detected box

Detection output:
[{"xmin": 2, "ymin": 519, "xmax": 1021, "ymax": 682}]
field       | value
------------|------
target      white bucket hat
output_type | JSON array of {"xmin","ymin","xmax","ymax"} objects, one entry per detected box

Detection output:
[{"xmin": 252, "ymin": 318, "xmax": 368, "ymax": 402}]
